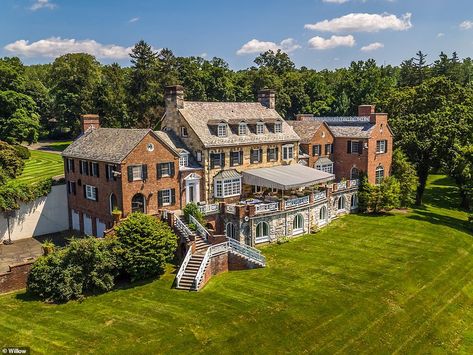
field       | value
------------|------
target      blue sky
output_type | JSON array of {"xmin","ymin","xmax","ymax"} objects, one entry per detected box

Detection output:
[{"xmin": 1, "ymin": 0, "xmax": 473, "ymax": 70}]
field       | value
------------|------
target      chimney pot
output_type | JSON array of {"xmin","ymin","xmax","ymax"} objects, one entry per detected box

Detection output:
[{"xmin": 258, "ymin": 89, "xmax": 276, "ymax": 109}]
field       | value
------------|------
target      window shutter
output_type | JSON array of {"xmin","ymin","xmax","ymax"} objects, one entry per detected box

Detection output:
[
  {"xmin": 385, "ymin": 140, "xmax": 388, "ymax": 153},
  {"xmin": 67, "ymin": 182, "xmax": 71, "ymax": 194},
  {"xmin": 210, "ymin": 155, "xmax": 215, "ymax": 169},
  {"xmin": 72, "ymin": 182, "xmax": 76, "ymax": 195},
  {"xmin": 88, "ymin": 162, "xmax": 92, "ymax": 176},
  {"xmin": 171, "ymin": 189, "xmax": 176, "ymax": 205},
  {"xmin": 127, "ymin": 166, "xmax": 133, "ymax": 182},
  {"xmin": 330, "ymin": 144, "xmax": 334, "ymax": 154},
  {"xmin": 157, "ymin": 163, "xmax": 162, "ymax": 178},
  {"xmin": 95, "ymin": 187, "xmax": 98, "ymax": 202},
  {"xmin": 96, "ymin": 163, "xmax": 100, "ymax": 178},
  {"xmin": 275, "ymin": 147, "xmax": 279, "ymax": 160},
  {"xmin": 239, "ymin": 151, "xmax": 243, "ymax": 165},
  {"xmin": 79, "ymin": 161, "xmax": 83, "ymax": 174},
  {"xmin": 142, "ymin": 164, "xmax": 148, "ymax": 180},
  {"xmin": 105, "ymin": 165, "xmax": 110, "ymax": 180},
  {"xmin": 83, "ymin": 185, "xmax": 86, "ymax": 198},
  {"xmin": 221, "ymin": 153, "xmax": 225, "ymax": 167},
  {"xmin": 71, "ymin": 160, "xmax": 75, "ymax": 172},
  {"xmin": 170, "ymin": 162, "xmax": 175, "ymax": 177},
  {"xmin": 158, "ymin": 190, "xmax": 163, "ymax": 207},
  {"xmin": 347, "ymin": 141, "xmax": 352, "ymax": 154}
]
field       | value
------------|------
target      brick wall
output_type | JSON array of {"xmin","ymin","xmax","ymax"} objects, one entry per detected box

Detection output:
[
  {"xmin": 366, "ymin": 114, "xmax": 393, "ymax": 185},
  {"xmin": 332, "ymin": 137, "xmax": 369, "ymax": 181},
  {"xmin": 302, "ymin": 123, "xmax": 335, "ymax": 169},
  {"xmin": 0, "ymin": 262, "xmax": 33, "ymax": 294}
]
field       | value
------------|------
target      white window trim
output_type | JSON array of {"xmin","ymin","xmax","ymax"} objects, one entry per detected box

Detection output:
[
  {"xmin": 131, "ymin": 165, "xmax": 143, "ymax": 181},
  {"xmin": 180, "ymin": 126, "xmax": 188, "ymax": 137},
  {"xmin": 255, "ymin": 221, "xmax": 270, "ymax": 244},
  {"xmin": 268, "ymin": 148, "xmax": 277, "ymax": 161},
  {"xmin": 67, "ymin": 159, "xmax": 74, "ymax": 172},
  {"xmin": 316, "ymin": 163, "xmax": 333, "ymax": 174},
  {"xmin": 179, "ymin": 152, "xmax": 189, "ymax": 168},
  {"xmin": 161, "ymin": 162, "xmax": 171, "ymax": 177},
  {"xmin": 375, "ymin": 166, "xmax": 384, "ymax": 185},
  {"xmin": 196, "ymin": 151, "xmax": 202, "ymax": 162},
  {"xmin": 293, "ymin": 214, "xmax": 304, "ymax": 235},
  {"xmin": 217, "ymin": 123, "xmax": 227, "ymax": 137},
  {"xmin": 161, "ymin": 189, "xmax": 172, "ymax": 206},
  {"xmin": 351, "ymin": 141, "xmax": 361, "ymax": 154},
  {"xmin": 238, "ymin": 123, "xmax": 247, "ymax": 135},
  {"xmin": 85, "ymin": 185, "xmax": 96, "ymax": 201},
  {"xmin": 256, "ymin": 122, "xmax": 265, "ymax": 134},
  {"xmin": 214, "ymin": 177, "xmax": 241, "ymax": 198},
  {"xmin": 376, "ymin": 140, "xmax": 387, "ymax": 154},
  {"xmin": 282, "ymin": 144, "xmax": 294, "ymax": 161},
  {"xmin": 251, "ymin": 148, "xmax": 262, "ymax": 163},
  {"xmin": 274, "ymin": 122, "xmax": 282, "ymax": 134}
]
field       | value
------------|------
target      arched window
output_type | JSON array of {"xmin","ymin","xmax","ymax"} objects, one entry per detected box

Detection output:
[
  {"xmin": 319, "ymin": 206, "xmax": 327, "ymax": 224},
  {"xmin": 255, "ymin": 221, "xmax": 269, "ymax": 244},
  {"xmin": 292, "ymin": 214, "xmax": 304, "ymax": 235},
  {"xmin": 350, "ymin": 167, "xmax": 360, "ymax": 180},
  {"xmin": 226, "ymin": 222, "xmax": 236, "ymax": 239},
  {"xmin": 338, "ymin": 197, "xmax": 345, "ymax": 210},
  {"xmin": 351, "ymin": 194, "xmax": 358, "ymax": 209},
  {"xmin": 131, "ymin": 193, "xmax": 146, "ymax": 213},
  {"xmin": 109, "ymin": 193, "xmax": 118, "ymax": 215},
  {"xmin": 375, "ymin": 166, "xmax": 384, "ymax": 185}
]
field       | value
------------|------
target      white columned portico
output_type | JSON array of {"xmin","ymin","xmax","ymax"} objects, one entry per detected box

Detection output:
[{"xmin": 184, "ymin": 173, "xmax": 201, "ymax": 205}]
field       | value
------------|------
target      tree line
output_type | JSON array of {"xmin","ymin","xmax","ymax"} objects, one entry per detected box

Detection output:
[{"xmin": 1, "ymin": 41, "xmax": 473, "ymax": 209}]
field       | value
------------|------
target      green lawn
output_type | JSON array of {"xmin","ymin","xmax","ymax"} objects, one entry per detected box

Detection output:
[
  {"xmin": 16, "ymin": 150, "xmax": 64, "ymax": 183},
  {"xmin": 1, "ymin": 175, "xmax": 473, "ymax": 354},
  {"xmin": 41, "ymin": 140, "xmax": 72, "ymax": 152}
]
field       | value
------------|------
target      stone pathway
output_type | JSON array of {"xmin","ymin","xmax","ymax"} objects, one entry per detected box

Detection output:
[{"xmin": 0, "ymin": 238, "xmax": 43, "ymax": 273}]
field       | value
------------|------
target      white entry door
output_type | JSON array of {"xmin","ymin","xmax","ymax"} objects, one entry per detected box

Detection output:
[
  {"xmin": 84, "ymin": 215, "xmax": 93, "ymax": 236},
  {"xmin": 185, "ymin": 174, "xmax": 201, "ymax": 205},
  {"xmin": 71, "ymin": 210, "xmax": 80, "ymax": 231},
  {"xmin": 96, "ymin": 220, "xmax": 106, "ymax": 238}
]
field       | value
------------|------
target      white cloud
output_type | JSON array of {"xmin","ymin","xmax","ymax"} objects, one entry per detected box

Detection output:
[
  {"xmin": 30, "ymin": 0, "xmax": 56, "ymax": 11},
  {"xmin": 236, "ymin": 38, "xmax": 300, "ymax": 55},
  {"xmin": 460, "ymin": 21, "xmax": 473, "ymax": 30},
  {"xmin": 361, "ymin": 42, "xmax": 384, "ymax": 52},
  {"xmin": 322, "ymin": 0, "xmax": 349, "ymax": 3},
  {"xmin": 308, "ymin": 35, "xmax": 355, "ymax": 50},
  {"xmin": 4, "ymin": 37, "xmax": 136, "ymax": 59},
  {"xmin": 305, "ymin": 12, "xmax": 412, "ymax": 33},
  {"xmin": 129, "ymin": 17, "xmax": 139, "ymax": 23},
  {"xmin": 437, "ymin": 32, "xmax": 445, "ymax": 38}
]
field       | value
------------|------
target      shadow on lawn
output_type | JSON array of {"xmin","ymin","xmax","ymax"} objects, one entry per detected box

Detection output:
[{"xmin": 408, "ymin": 208, "xmax": 471, "ymax": 235}]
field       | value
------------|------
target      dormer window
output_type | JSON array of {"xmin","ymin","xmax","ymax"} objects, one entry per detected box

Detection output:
[
  {"xmin": 238, "ymin": 122, "xmax": 247, "ymax": 135},
  {"xmin": 256, "ymin": 122, "xmax": 264, "ymax": 135},
  {"xmin": 180, "ymin": 126, "xmax": 188, "ymax": 137},
  {"xmin": 274, "ymin": 122, "xmax": 282, "ymax": 133},
  {"xmin": 217, "ymin": 123, "xmax": 227, "ymax": 137},
  {"xmin": 179, "ymin": 152, "xmax": 189, "ymax": 168}
]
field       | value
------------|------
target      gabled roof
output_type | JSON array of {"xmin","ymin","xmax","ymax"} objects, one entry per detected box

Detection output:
[
  {"xmin": 154, "ymin": 130, "xmax": 202, "ymax": 170},
  {"xmin": 177, "ymin": 101, "xmax": 300, "ymax": 148},
  {"xmin": 326, "ymin": 122, "xmax": 375, "ymax": 138},
  {"xmin": 62, "ymin": 128, "xmax": 153, "ymax": 163},
  {"xmin": 286, "ymin": 120, "xmax": 324, "ymax": 144}
]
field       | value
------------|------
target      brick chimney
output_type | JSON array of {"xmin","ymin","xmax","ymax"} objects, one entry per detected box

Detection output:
[
  {"xmin": 165, "ymin": 85, "xmax": 185, "ymax": 111},
  {"xmin": 296, "ymin": 114, "xmax": 314, "ymax": 121},
  {"xmin": 80, "ymin": 114, "xmax": 100, "ymax": 133},
  {"xmin": 358, "ymin": 105, "xmax": 375, "ymax": 117},
  {"xmin": 258, "ymin": 89, "xmax": 276, "ymax": 109}
]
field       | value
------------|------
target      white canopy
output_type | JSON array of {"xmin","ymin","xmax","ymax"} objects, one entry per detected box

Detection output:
[{"xmin": 242, "ymin": 164, "xmax": 334, "ymax": 190}]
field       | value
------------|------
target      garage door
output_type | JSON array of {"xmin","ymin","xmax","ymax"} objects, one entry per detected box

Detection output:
[
  {"xmin": 84, "ymin": 215, "xmax": 93, "ymax": 236},
  {"xmin": 96, "ymin": 220, "xmax": 106, "ymax": 238},
  {"xmin": 71, "ymin": 210, "xmax": 80, "ymax": 231}
]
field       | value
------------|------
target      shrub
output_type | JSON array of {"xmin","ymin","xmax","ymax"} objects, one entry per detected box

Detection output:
[
  {"xmin": 114, "ymin": 213, "xmax": 177, "ymax": 281},
  {"xmin": 27, "ymin": 237, "xmax": 119, "ymax": 303},
  {"xmin": 358, "ymin": 174, "xmax": 401, "ymax": 213},
  {"xmin": 183, "ymin": 202, "xmax": 205, "ymax": 226},
  {"xmin": 13, "ymin": 145, "xmax": 31, "ymax": 160}
]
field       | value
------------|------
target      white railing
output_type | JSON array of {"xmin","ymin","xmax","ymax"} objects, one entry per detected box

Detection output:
[
  {"xmin": 314, "ymin": 191, "xmax": 326, "ymax": 201},
  {"xmin": 255, "ymin": 202, "xmax": 279, "ymax": 214},
  {"xmin": 337, "ymin": 181, "xmax": 347, "ymax": 190},
  {"xmin": 199, "ymin": 203, "xmax": 219, "ymax": 215},
  {"xmin": 189, "ymin": 214, "xmax": 211, "ymax": 241},
  {"xmin": 210, "ymin": 242, "xmax": 229, "ymax": 256},
  {"xmin": 227, "ymin": 238, "xmax": 266, "ymax": 266},
  {"xmin": 175, "ymin": 217, "xmax": 192, "ymax": 239},
  {"xmin": 225, "ymin": 204, "xmax": 237, "ymax": 214},
  {"xmin": 176, "ymin": 247, "xmax": 192, "ymax": 288},
  {"xmin": 193, "ymin": 247, "xmax": 211, "ymax": 290},
  {"xmin": 285, "ymin": 195, "xmax": 310, "ymax": 209},
  {"xmin": 349, "ymin": 179, "xmax": 359, "ymax": 187}
]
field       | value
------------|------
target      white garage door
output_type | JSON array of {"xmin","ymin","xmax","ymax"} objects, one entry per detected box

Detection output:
[
  {"xmin": 72, "ymin": 210, "xmax": 80, "ymax": 231},
  {"xmin": 84, "ymin": 215, "xmax": 93, "ymax": 236},
  {"xmin": 96, "ymin": 220, "xmax": 106, "ymax": 238}
]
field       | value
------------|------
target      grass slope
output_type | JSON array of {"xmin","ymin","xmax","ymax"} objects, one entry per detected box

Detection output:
[
  {"xmin": 16, "ymin": 150, "xmax": 64, "ymax": 184},
  {"xmin": 1, "ymin": 175, "xmax": 473, "ymax": 354}
]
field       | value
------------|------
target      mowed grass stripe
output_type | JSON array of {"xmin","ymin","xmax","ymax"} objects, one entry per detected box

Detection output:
[{"xmin": 16, "ymin": 150, "xmax": 64, "ymax": 183}]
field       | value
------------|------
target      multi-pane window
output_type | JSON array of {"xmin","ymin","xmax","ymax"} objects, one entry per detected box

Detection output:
[
  {"xmin": 91, "ymin": 162, "xmax": 99, "ymax": 177},
  {"xmin": 230, "ymin": 151, "xmax": 243, "ymax": 166},
  {"xmin": 217, "ymin": 123, "xmax": 227, "ymax": 137},
  {"xmin": 274, "ymin": 122, "xmax": 282, "ymax": 133},
  {"xmin": 375, "ymin": 166, "xmax": 384, "ymax": 185},
  {"xmin": 282, "ymin": 144, "xmax": 294, "ymax": 160},
  {"xmin": 196, "ymin": 151, "xmax": 202, "ymax": 162},
  {"xmin": 376, "ymin": 140, "xmax": 387, "ymax": 154},
  {"xmin": 210, "ymin": 153, "xmax": 225, "ymax": 168},
  {"xmin": 85, "ymin": 185, "xmax": 97, "ymax": 201},
  {"xmin": 80, "ymin": 160, "xmax": 89, "ymax": 175},
  {"xmin": 161, "ymin": 189, "xmax": 171, "ymax": 205},
  {"xmin": 238, "ymin": 123, "xmax": 247, "ymax": 135},
  {"xmin": 67, "ymin": 181, "xmax": 76, "ymax": 195},
  {"xmin": 251, "ymin": 148, "xmax": 262, "ymax": 164},
  {"xmin": 161, "ymin": 162, "xmax": 171, "ymax": 177},
  {"xmin": 179, "ymin": 153, "xmax": 189, "ymax": 168},
  {"xmin": 315, "ymin": 163, "xmax": 333, "ymax": 174},
  {"xmin": 132, "ymin": 166, "xmax": 142, "ymax": 181},
  {"xmin": 180, "ymin": 126, "xmax": 188, "ymax": 137},
  {"xmin": 350, "ymin": 141, "xmax": 361, "ymax": 154},
  {"xmin": 66, "ymin": 159, "xmax": 74, "ymax": 173},
  {"xmin": 267, "ymin": 147, "xmax": 278, "ymax": 161},
  {"xmin": 106, "ymin": 164, "xmax": 116, "ymax": 181},
  {"xmin": 325, "ymin": 144, "xmax": 333, "ymax": 155},
  {"xmin": 214, "ymin": 178, "xmax": 241, "ymax": 198},
  {"xmin": 312, "ymin": 145, "xmax": 321, "ymax": 156},
  {"xmin": 256, "ymin": 122, "xmax": 265, "ymax": 134}
]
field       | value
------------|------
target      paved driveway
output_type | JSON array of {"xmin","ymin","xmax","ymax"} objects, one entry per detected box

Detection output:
[{"xmin": 0, "ymin": 238, "xmax": 43, "ymax": 273}]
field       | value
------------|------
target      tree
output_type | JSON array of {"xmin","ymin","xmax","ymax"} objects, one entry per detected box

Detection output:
[
  {"xmin": 114, "ymin": 213, "xmax": 177, "ymax": 281},
  {"xmin": 447, "ymin": 144, "xmax": 473, "ymax": 210},
  {"xmin": 50, "ymin": 53, "xmax": 102, "ymax": 135},
  {"xmin": 392, "ymin": 149, "xmax": 417, "ymax": 207},
  {"xmin": 0, "ymin": 141, "xmax": 25, "ymax": 184},
  {"xmin": 254, "ymin": 50, "xmax": 295, "ymax": 75}
]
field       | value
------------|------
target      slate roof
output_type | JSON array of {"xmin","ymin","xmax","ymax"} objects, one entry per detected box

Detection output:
[
  {"xmin": 178, "ymin": 101, "xmax": 300, "ymax": 148},
  {"xmin": 62, "ymin": 128, "xmax": 152, "ymax": 163},
  {"xmin": 155, "ymin": 130, "xmax": 202, "ymax": 170},
  {"xmin": 286, "ymin": 120, "xmax": 323, "ymax": 143},
  {"xmin": 325, "ymin": 122, "xmax": 375, "ymax": 138}
]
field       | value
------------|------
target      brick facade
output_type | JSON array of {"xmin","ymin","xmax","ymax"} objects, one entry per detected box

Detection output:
[
  {"xmin": 0, "ymin": 262, "xmax": 33, "ymax": 294},
  {"xmin": 300, "ymin": 123, "xmax": 335, "ymax": 169}
]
